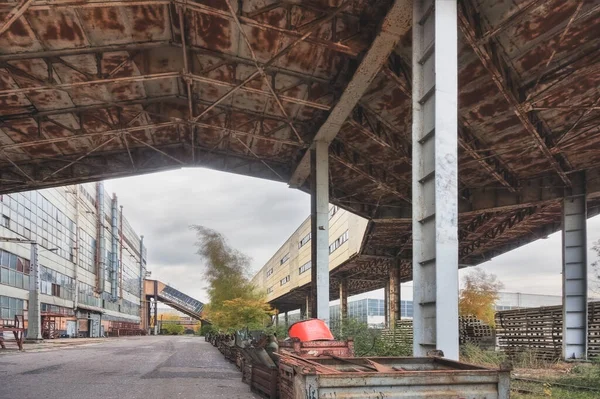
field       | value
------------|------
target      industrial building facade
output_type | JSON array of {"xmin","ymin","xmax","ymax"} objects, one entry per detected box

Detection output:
[
  {"xmin": 0, "ymin": 183, "xmax": 146, "ymax": 338},
  {"xmin": 251, "ymin": 207, "xmax": 368, "ymax": 306}
]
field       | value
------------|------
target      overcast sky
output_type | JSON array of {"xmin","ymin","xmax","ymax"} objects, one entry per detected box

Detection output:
[{"xmin": 105, "ymin": 168, "xmax": 600, "ymax": 303}]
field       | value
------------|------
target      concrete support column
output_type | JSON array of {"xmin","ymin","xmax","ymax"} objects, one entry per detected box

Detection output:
[
  {"xmin": 384, "ymin": 282, "xmax": 389, "ymax": 328},
  {"xmin": 310, "ymin": 141, "xmax": 330, "ymax": 324},
  {"xmin": 26, "ymin": 243, "xmax": 42, "ymax": 341},
  {"xmin": 412, "ymin": 0, "xmax": 459, "ymax": 360},
  {"xmin": 562, "ymin": 172, "xmax": 588, "ymax": 360},
  {"xmin": 339, "ymin": 277, "xmax": 348, "ymax": 323},
  {"xmin": 284, "ymin": 311, "xmax": 289, "ymax": 328},
  {"xmin": 388, "ymin": 259, "xmax": 401, "ymax": 329}
]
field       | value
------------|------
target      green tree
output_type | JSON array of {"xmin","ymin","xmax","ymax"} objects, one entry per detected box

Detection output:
[
  {"xmin": 191, "ymin": 226, "xmax": 273, "ymax": 331},
  {"xmin": 162, "ymin": 314, "xmax": 184, "ymax": 335},
  {"xmin": 459, "ymin": 269, "xmax": 504, "ymax": 327}
]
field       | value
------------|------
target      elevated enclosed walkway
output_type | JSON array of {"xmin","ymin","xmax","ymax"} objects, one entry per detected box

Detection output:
[{"xmin": 144, "ymin": 279, "xmax": 204, "ymax": 333}]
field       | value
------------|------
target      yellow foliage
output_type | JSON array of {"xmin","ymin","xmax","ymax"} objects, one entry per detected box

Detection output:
[
  {"xmin": 204, "ymin": 297, "xmax": 274, "ymax": 331},
  {"xmin": 160, "ymin": 313, "xmax": 181, "ymax": 322},
  {"xmin": 459, "ymin": 269, "xmax": 503, "ymax": 327}
]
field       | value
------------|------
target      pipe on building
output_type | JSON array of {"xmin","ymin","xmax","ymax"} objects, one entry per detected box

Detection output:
[
  {"xmin": 96, "ymin": 182, "xmax": 106, "ymax": 293},
  {"xmin": 139, "ymin": 235, "xmax": 146, "ymax": 330},
  {"xmin": 119, "ymin": 205, "xmax": 123, "ymax": 299},
  {"xmin": 110, "ymin": 193, "xmax": 119, "ymax": 300},
  {"xmin": 73, "ymin": 185, "xmax": 80, "ymax": 311}
]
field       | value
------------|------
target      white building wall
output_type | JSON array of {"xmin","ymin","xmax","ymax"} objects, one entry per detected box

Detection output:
[{"xmin": 0, "ymin": 184, "xmax": 145, "ymax": 329}]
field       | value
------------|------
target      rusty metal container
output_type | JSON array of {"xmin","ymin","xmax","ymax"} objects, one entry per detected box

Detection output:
[
  {"xmin": 278, "ymin": 356, "xmax": 510, "ymax": 399},
  {"xmin": 278, "ymin": 337, "xmax": 354, "ymax": 358}
]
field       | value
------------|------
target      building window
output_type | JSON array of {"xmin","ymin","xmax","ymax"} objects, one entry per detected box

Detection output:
[
  {"xmin": 298, "ymin": 232, "xmax": 311, "ymax": 249},
  {"xmin": 0, "ymin": 249, "xmax": 30, "ymax": 290},
  {"xmin": 0, "ymin": 295, "xmax": 26, "ymax": 320},
  {"xmin": 266, "ymin": 268, "xmax": 273, "ymax": 277},
  {"xmin": 267, "ymin": 286, "xmax": 273, "ymax": 294},
  {"xmin": 40, "ymin": 266, "xmax": 73, "ymax": 300},
  {"xmin": 329, "ymin": 205, "xmax": 339, "ymax": 219},
  {"xmin": 299, "ymin": 261, "xmax": 311, "ymax": 274},
  {"xmin": 2, "ymin": 215, "xmax": 9, "ymax": 228},
  {"xmin": 280, "ymin": 275, "xmax": 290, "ymax": 286},
  {"xmin": 280, "ymin": 253, "xmax": 290, "ymax": 265},
  {"xmin": 329, "ymin": 230, "xmax": 349, "ymax": 254}
]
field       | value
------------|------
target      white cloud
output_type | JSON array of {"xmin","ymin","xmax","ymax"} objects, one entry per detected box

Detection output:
[{"xmin": 106, "ymin": 169, "xmax": 600, "ymax": 304}]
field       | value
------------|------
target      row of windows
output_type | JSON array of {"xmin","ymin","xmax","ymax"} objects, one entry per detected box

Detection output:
[
  {"xmin": 41, "ymin": 303, "xmax": 74, "ymax": 316},
  {"xmin": 0, "ymin": 295, "xmax": 26, "ymax": 320},
  {"xmin": 298, "ymin": 232, "xmax": 311, "ymax": 249},
  {"xmin": 121, "ymin": 299, "xmax": 140, "ymax": 316},
  {"xmin": 329, "ymin": 206, "xmax": 339, "ymax": 219},
  {"xmin": 329, "ymin": 230, "xmax": 349, "ymax": 254},
  {"xmin": 0, "ymin": 249, "xmax": 31, "ymax": 291},
  {"xmin": 0, "ymin": 191, "xmax": 76, "ymax": 262},
  {"xmin": 267, "ymin": 287, "xmax": 273, "ymax": 294},
  {"xmin": 78, "ymin": 282, "xmax": 102, "ymax": 308},
  {"xmin": 79, "ymin": 229, "xmax": 96, "ymax": 273},
  {"xmin": 280, "ymin": 253, "xmax": 290, "ymax": 265},
  {"xmin": 266, "ymin": 268, "xmax": 273, "ymax": 277},
  {"xmin": 40, "ymin": 266, "xmax": 74, "ymax": 300},
  {"xmin": 79, "ymin": 185, "xmax": 97, "ymax": 208},
  {"xmin": 280, "ymin": 275, "xmax": 290, "ymax": 286},
  {"xmin": 299, "ymin": 261, "xmax": 311, "ymax": 275}
]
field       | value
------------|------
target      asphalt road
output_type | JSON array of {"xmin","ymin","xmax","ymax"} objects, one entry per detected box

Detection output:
[{"xmin": 0, "ymin": 335, "xmax": 261, "ymax": 399}]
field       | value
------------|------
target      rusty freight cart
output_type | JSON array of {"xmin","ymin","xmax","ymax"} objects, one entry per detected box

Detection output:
[{"xmin": 278, "ymin": 355, "xmax": 510, "ymax": 399}]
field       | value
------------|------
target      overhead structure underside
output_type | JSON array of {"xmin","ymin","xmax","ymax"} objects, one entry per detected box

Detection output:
[{"xmin": 0, "ymin": 0, "xmax": 599, "ymax": 310}]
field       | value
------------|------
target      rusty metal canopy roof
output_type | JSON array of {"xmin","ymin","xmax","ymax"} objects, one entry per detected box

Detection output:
[{"xmin": 0, "ymin": 1, "xmax": 599, "ymax": 302}]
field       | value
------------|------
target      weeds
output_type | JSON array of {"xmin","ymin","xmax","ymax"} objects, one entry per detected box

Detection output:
[{"xmin": 329, "ymin": 318, "xmax": 411, "ymax": 357}]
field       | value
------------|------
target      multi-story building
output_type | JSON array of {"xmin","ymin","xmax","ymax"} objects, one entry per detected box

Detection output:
[
  {"xmin": 329, "ymin": 298, "xmax": 414, "ymax": 328},
  {"xmin": 0, "ymin": 182, "xmax": 146, "ymax": 338},
  {"xmin": 251, "ymin": 206, "xmax": 368, "ymax": 305}
]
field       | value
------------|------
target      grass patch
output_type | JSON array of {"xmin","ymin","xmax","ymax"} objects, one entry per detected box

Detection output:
[{"xmin": 461, "ymin": 344, "xmax": 600, "ymax": 398}]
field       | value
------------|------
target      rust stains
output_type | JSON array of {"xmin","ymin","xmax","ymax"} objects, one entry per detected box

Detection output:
[
  {"xmin": 26, "ymin": 9, "xmax": 87, "ymax": 48},
  {"xmin": 194, "ymin": 13, "xmax": 232, "ymax": 52},
  {"xmin": 131, "ymin": 5, "xmax": 167, "ymax": 33}
]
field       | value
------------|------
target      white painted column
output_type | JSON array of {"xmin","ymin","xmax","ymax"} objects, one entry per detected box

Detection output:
[
  {"xmin": 310, "ymin": 141, "xmax": 330, "ymax": 325},
  {"xmin": 562, "ymin": 172, "xmax": 588, "ymax": 360},
  {"xmin": 26, "ymin": 243, "xmax": 42, "ymax": 341},
  {"xmin": 412, "ymin": 0, "xmax": 459, "ymax": 360}
]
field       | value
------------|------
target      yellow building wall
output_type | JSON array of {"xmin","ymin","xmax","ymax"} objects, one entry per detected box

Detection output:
[{"xmin": 251, "ymin": 207, "xmax": 368, "ymax": 302}]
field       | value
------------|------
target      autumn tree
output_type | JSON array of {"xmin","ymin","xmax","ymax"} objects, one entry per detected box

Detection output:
[
  {"xmin": 459, "ymin": 269, "xmax": 504, "ymax": 326},
  {"xmin": 191, "ymin": 225, "xmax": 273, "ymax": 331}
]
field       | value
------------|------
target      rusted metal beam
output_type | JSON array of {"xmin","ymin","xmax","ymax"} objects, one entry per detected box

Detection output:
[
  {"xmin": 223, "ymin": 0, "xmax": 303, "ymax": 143},
  {"xmin": 289, "ymin": 0, "xmax": 412, "ymax": 188},
  {"xmin": 186, "ymin": 73, "xmax": 330, "ymax": 111},
  {"xmin": 0, "ymin": 72, "xmax": 179, "ymax": 96},
  {"xmin": 477, "ymin": 0, "xmax": 545, "ymax": 43},
  {"xmin": 459, "ymin": 206, "xmax": 542, "ymax": 259},
  {"xmin": 459, "ymin": 125, "xmax": 519, "ymax": 192},
  {"xmin": 191, "ymin": 1, "xmax": 348, "ymax": 122},
  {"xmin": 458, "ymin": 1, "xmax": 572, "ymax": 187},
  {"xmin": 182, "ymin": 1, "xmax": 358, "ymax": 57},
  {"xmin": 0, "ymin": 95, "xmax": 177, "ymax": 120},
  {"xmin": 177, "ymin": 6, "xmax": 195, "ymax": 162},
  {"xmin": 0, "ymin": 144, "xmax": 291, "ymax": 194},
  {"xmin": 0, "ymin": 0, "xmax": 35, "ymax": 37},
  {"xmin": 330, "ymin": 141, "xmax": 411, "ymax": 204},
  {"xmin": 0, "ymin": 41, "xmax": 170, "ymax": 62}
]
